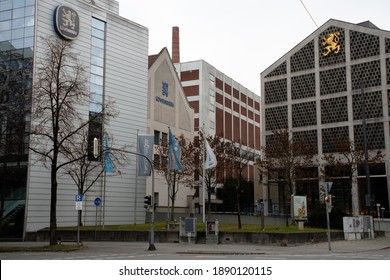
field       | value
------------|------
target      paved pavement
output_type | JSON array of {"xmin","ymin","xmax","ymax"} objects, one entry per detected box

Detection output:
[{"xmin": 0, "ymin": 236, "xmax": 389, "ymax": 260}]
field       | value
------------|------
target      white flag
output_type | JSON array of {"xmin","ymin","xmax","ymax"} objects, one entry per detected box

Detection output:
[{"xmin": 204, "ymin": 140, "xmax": 217, "ymax": 169}]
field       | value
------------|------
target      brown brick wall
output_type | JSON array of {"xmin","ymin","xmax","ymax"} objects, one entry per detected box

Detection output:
[
  {"xmin": 225, "ymin": 112, "xmax": 232, "ymax": 141},
  {"xmin": 225, "ymin": 97, "xmax": 231, "ymax": 109},
  {"xmin": 181, "ymin": 70, "xmax": 199, "ymax": 81},
  {"xmin": 255, "ymin": 125, "xmax": 260, "ymax": 150},
  {"xmin": 255, "ymin": 101, "xmax": 260, "ymax": 111},
  {"xmin": 233, "ymin": 116, "xmax": 240, "ymax": 142},
  {"xmin": 183, "ymin": 85, "xmax": 199, "ymax": 97},
  {"xmin": 255, "ymin": 113, "xmax": 260, "ymax": 123},
  {"xmin": 233, "ymin": 88, "xmax": 239, "ymax": 99},
  {"xmin": 241, "ymin": 105, "xmax": 247, "ymax": 117},
  {"xmin": 216, "ymin": 108, "xmax": 224, "ymax": 137},
  {"xmin": 248, "ymin": 110, "xmax": 253, "ymax": 120},
  {"xmin": 248, "ymin": 97, "xmax": 253, "ymax": 107},
  {"xmin": 240, "ymin": 92, "xmax": 246, "ymax": 103},
  {"xmin": 225, "ymin": 83, "xmax": 232, "ymax": 95},
  {"xmin": 216, "ymin": 78, "xmax": 223, "ymax": 90},
  {"xmin": 194, "ymin": 118, "xmax": 199, "ymax": 131},
  {"xmin": 248, "ymin": 123, "xmax": 254, "ymax": 148},
  {"xmin": 241, "ymin": 119, "xmax": 247, "ymax": 146},
  {"xmin": 216, "ymin": 92, "xmax": 223, "ymax": 105},
  {"xmin": 189, "ymin": 101, "xmax": 199, "ymax": 113}
]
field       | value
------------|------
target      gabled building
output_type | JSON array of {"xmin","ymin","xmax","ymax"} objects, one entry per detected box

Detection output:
[
  {"xmin": 147, "ymin": 47, "xmax": 195, "ymax": 214},
  {"xmin": 260, "ymin": 19, "xmax": 390, "ymax": 217}
]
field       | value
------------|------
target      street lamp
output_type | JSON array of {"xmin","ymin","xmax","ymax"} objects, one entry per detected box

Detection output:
[{"xmin": 94, "ymin": 138, "xmax": 156, "ymax": 251}]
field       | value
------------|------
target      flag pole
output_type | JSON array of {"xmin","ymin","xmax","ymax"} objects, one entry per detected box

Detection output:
[
  {"xmin": 134, "ymin": 129, "xmax": 139, "ymax": 225},
  {"xmin": 201, "ymin": 124, "xmax": 206, "ymax": 224},
  {"xmin": 167, "ymin": 127, "xmax": 171, "ymax": 225},
  {"xmin": 102, "ymin": 133, "xmax": 107, "ymax": 229}
]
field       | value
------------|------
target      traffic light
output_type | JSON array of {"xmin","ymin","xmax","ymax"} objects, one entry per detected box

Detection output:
[
  {"xmin": 325, "ymin": 195, "xmax": 333, "ymax": 213},
  {"xmin": 324, "ymin": 195, "xmax": 332, "ymax": 205},
  {"xmin": 144, "ymin": 195, "xmax": 151, "ymax": 208}
]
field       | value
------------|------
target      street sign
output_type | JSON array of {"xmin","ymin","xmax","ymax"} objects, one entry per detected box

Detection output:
[
  {"xmin": 325, "ymin": 182, "xmax": 333, "ymax": 193},
  {"xmin": 94, "ymin": 197, "xmax": 101, "ymax": 206},
  {"xmin": 75, "ymin": 194, "xmax": 83, "ymax": 202},
  {"xmin": 75, "ymin": 201, "xmax": 83, "ymax": 210}
]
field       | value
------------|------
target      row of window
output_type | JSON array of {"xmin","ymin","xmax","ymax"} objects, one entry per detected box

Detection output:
[
  {"xmin": 88, "ymin": 18, "xmax": 106, "ymax": 160},
  {"xmin": 89, "ymin": 18, "xmax": 105, "ymax": 113},
  {"xmin": 0, "ymin": 0, "xmax": 34, "ymax": 50}
]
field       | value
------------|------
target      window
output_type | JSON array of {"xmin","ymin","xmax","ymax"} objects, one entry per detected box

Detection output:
[
  {"xmin": 154, "ymin": 130, "xmax": 160, "ymax": 145},
  {"xmin": 88, "ymin": 18, "xmax": 106, "ymax": 160},
  {"xmin": 161, "ymin": 132, "xmax": 168, "ymax": 145}
]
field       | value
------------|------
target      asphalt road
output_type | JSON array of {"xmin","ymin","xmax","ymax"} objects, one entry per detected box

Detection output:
[{"xmin": 1, "ymin": 236, "xmax": 389, "ymax": 260}]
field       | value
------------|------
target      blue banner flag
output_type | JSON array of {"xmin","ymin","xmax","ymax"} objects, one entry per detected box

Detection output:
[
  {"xmin": 169, "ymin": 129, "xmax": 182, "ymax": 171},
  {"xmin": 137, "ymin": 134, "xmax": 154, "ymax": 176},
  {"xmin": 105, "ymin": 134, "xmax": 113, "ymax": 173}
]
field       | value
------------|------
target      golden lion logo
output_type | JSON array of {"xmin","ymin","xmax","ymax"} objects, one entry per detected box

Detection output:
[{"xmin": 322, "ymin": 32, "xmax": 341, "ymax": 56}]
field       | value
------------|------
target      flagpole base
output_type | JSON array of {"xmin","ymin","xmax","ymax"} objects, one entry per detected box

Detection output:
[{"xmin": 148, "ymin": 243, "xmax": 157, "ymax": 251}]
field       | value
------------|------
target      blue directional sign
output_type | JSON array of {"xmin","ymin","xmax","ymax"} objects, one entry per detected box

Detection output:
[
  {"xmin": 75, "ymin": 194, "xmax": 83, "ymax": 202},
  {"xmin": 94, "ymin": 197, "xmax": 101, "ymax": 206}
]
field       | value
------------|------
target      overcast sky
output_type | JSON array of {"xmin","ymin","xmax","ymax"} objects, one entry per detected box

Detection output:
[{"xmin": 116, "ymin": 0, "xmax": 390, "ymax": 96}]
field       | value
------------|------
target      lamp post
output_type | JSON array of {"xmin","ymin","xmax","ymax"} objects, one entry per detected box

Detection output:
[{"xmin": 94, "ymin": 138, "xmax": 156, "ymax": 251}]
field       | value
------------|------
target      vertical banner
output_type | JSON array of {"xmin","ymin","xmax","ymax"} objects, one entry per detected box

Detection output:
[
  {"xmin": 105, "ymin": 134, "xmax": 113, "ymax": 173},
  {"xmin": 137, "ymin": 134, "xmax": 154, "ymax": 176},
  {"xmin": 169, "ymin": 129, "xmax": 182, "ymax": 171}
]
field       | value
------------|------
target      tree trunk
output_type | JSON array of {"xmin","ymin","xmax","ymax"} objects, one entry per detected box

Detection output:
[
  {"xmin": 237, "ymin": 179, "xmax": 242, "ymax": 229},
  {"xmin": 50, "ymin": 163, "xmax": 58, "ymax": 245},
  {"xmin": 170, "ymin": 173, "xmax": 176, "ymax": 222}
]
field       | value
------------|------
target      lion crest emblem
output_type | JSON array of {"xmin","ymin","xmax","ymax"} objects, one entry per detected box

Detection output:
[
  {"xmin": 62, "ymin": 9, "xmax": 77, "ymax": 30},
  {"xmin": 322, "ymin": 32, "xmax": 341, "ymax": 56}
]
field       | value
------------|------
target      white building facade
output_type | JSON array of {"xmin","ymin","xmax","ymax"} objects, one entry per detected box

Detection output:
[{"xmin": 0, "ymin": 0, "xmax": 149, "ymax": 238}]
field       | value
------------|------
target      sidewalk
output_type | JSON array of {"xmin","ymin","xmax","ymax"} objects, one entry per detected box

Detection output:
[
  {"xmin": 1, "ymin": 236, "xmax": 389, "ymax": 255},
  {"xmin": 163, "ymin": 236, "xmax": 390, "ymax": 255}
]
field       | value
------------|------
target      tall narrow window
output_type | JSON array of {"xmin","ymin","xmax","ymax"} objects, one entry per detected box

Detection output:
[{"xmin": 88, "ymin": 17, "xmax": 106, "ymax": 160}]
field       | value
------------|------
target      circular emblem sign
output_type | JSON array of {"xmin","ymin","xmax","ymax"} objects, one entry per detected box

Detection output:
[{"xmin": 54, "ymin": 5, "xmax": 80, "ymax": 40}]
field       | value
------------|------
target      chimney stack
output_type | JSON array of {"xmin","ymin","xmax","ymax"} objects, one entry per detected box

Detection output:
[{"xmin": 172, "ymin": 26, "xmax": 180, "ymax": 64}]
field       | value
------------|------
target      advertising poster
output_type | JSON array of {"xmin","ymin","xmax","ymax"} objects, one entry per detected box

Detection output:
[{"xmin": 292, "ymin": 195, "xmax": 307, "ymax": 220}]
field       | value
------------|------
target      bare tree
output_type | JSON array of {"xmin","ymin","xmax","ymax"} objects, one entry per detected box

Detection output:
[
  {"xmin": 62, "ymin": 128, "xmax": 125, "ymax": 226},
  {"xmin": 154, "ymin": 134, "xmax": 194, "ymax": 222},
  {"xmin": 196, "ymin": 134, "xmax": 226, "ymax": 220},
  {"xmin": 259, "ymin": 129, "xmax": 315, "ymax": 226},
  {"xmin": 321, "ymin": 138, "xmax": 383, "ymax": 216},
  {"xmin": 30, "ymin": 37, "xmax": 115, "ymax": 245},
  {"xmin": 225, "ymin": 140, "xmax": 259, "ymax": 229}
]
